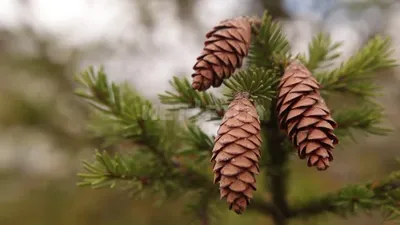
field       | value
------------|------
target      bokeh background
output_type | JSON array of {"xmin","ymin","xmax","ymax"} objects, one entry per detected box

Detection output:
[{"xmin": 1, "ymin": 0, "xmax": 400, "ymax": 225}]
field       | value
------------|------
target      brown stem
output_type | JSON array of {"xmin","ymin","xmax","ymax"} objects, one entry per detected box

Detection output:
[
  {"xmin": 262, "ymin": 99, "xmax": 290, "ymax": 225},
  {"xmin": 251, "ymin": 199, "xmax": 287, "ymax": 225},
  {"xmin": 199, "ymin": 206, "xmax": 210, "ymax": 225},
  {"xmin": 137, "ymin": 118, "xmax": 172, "ymax": 169}
]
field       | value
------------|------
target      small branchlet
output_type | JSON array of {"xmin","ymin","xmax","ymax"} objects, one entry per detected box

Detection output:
[{"xmin": 75, "ymin": 10, "xmax": 399, "ymax": 225}]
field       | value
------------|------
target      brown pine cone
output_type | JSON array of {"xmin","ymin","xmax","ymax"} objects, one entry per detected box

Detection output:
[
  {"xmin": 192, "ymin": 17, "xmax": 252, "ymax": 91},
  {"xmin": 276, "ymin": 61, "xmax": 339, "ymax": 171},
  {"xmin": 211, "ymin": 92, "xmax": 262, "ymax": 214}
]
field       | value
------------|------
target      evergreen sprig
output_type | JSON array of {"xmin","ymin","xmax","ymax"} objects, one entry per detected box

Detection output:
[
  {"xmin": 77, "ymin": 150, "xmax": 192, "ymax": 204},
  {"xmin": 316, "ymin": 35, "xmax": 397, "ymax": 97},
  {"xmin": 289, "ymin": 170, "xmax": 400, "ymax": 220},
  {"xmin": 78, "ymin": 150, "xmax": 160, "ymax": 189},
  {"xmin": 333, "ymin": 104, "xmax": 391, "ymax": 140},
  {"xmin": 75, "ymin": 67, "xmax": 180, "ymax": 169},
  {"xmin": 159, "ymin": 76, "xmax": 226, "ymax": 118},
  {"xmin": 75, "ymin": 66, "xmax": 158, "ymax": 139},
  {"xmin": 176, "ymin": 121, "xmax": 214, "ymax": 162},
  {"xmin": 223, "ymin": 66, "xmax": 280, "ymax": 103},
  {"xmin": 76, "ymin": 65, "xmax": 400, "ymax": 223},
  {"xmin": 300, "ymin": 32, "xmax": 342, "ymax": 72},
  {"xmin": 75, "ymin": 10, "xmax": 400, "ymax": 225},
  {"xmin": 248, "ymin": 11, "xmax": 290, "ymax": 70},
  {"xmin": 75, "ymin": 67, "xmax": 225, "ymax": 215}
]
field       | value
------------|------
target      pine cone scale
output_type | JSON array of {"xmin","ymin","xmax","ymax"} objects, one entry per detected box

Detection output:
[
  {"xmin": 214, "ymin": 52, "xmax": 230, "ymax": 65},
  {"xmin": 213, "ymin": 40, "xmax": 234, "ymax": 52}
]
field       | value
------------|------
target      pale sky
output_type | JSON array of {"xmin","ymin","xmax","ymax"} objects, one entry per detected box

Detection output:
[
  {"xmin": 0, "ymin": 0, "xmax": 398, "ymax": 100},
  {"xmin": 1, "ymin": 0, "xmax": 400, "ymax": 174}
]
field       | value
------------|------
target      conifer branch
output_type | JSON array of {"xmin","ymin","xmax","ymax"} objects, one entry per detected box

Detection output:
[
  {"xmin": 159, "ymin": 76, "xmax": 227, "ymax": 119},
  {"xmin": 74, "ymin": 10, "xmax": 400, "ymax": 225},
  {"xmin": 288, "ymin": 170, "xmax": 400, "ymax": 221},
  {"xmin": 251, "ymin": 198, "xmax": 287, "ymax": 225},
  {"xmin": 248, "ymin": 11, "xmax": 290, "ymax": 70},
  {"xmin": 223, "ymin": 66, "xmax": 280, "ymax": 104},
  {"xmin": 299, "ymin": 32, "xmax": 342, "ymax": 72},
  {"xmin": 185, "ymin": 189, "xmax": 216, "ymax": 225},
  {"xmin": 316, "ymin": 36, "xmax": 397, "ymax": 97},
  {"xmin": 262, "ymin": 99, "xmax": 290, "ymax": 222},
  {"xmin": 77, "ymin": 151, "xmax": 144, "ymax": 182},
  {"xmin": 77, "ymin": 150, "xmax": 215, "ymax": 201},
  {"xmin": 74, "ymin": 67, "xmax": 174, "ymax": 168},
  {"xmin": 75, "ymin": 67, "xmax": 281, "ymax": 218},
  {"xmin": 333, "ymin": 104, "xmax": 391, "ymax": 139},
  {"xmin": 199, "ymin": 207, "xmax": 210, "ymax": 225},
  {"xmin": 177, "ymin": 122, "xmax": 214, "ymax": 161}
]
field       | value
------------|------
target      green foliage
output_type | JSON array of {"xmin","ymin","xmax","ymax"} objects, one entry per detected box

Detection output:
[
  {"xmin": 78, "ymin": 150, "xmax": 157, "ymax": 190},
  {"xmin": 75, "ymin": 67, "xmax": 218, "ymax": 214},
  {"xmin": 223, "ymin": 66, "xmax": 280, "ymax": 103},
  {"xmin": 299, "ymin": 32, "xmax": 342, "ymax": 71},
  {"xmin": 159, "ymin": 76, "xmax": 226, "ymax": 120},
  {"xmin": 316, "ymin": 36, "xmax": 397, "ymax": 97},
  {"xmin": 333, "ymin": 104, "xmax": 391, "ymax": 140},
  {"xmin": 176, "ymin": 121, "xmax": 214, "ymax": 162},
  {"xmin": 75, "ymin": 10, "xmax": 400, "ymax": 225},
  {"xmin": 334, "ymin": 185, "xmax": 376, "ymax": 214},
  {"xmin": 248, "ymin": 11, "xmax": 290, "ymax": 70},
  {"xmin": 289, "ymin": 170, "xmax": 400, "ymax": 220},
  {"xmin": 77, "ymin": 150, "xmax": 188, "ymax": 205},
  {"xmin": 75, "ymin": 66, "xmax": 161, "ymax": 145}
]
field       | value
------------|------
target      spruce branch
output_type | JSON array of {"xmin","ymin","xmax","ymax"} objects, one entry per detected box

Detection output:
[
  {"xmin": 159, "ymin": 76, "xmax": 227, "ymax": 119},
  {"xmin": 289, "ymin": 170, "xmax": 400, "ymax": 221},
  {"xmin": 74, "ymin": 9, "xmax": 400, "ymax": 225},
  {"xmin": 223, "ymin": 66, "xmax": 280, "ymax": 104},
  {"xmin": 185, "ymin": 189, "xmax": 217, "ymax": 225},
  {"xmin": 251, "ymin": 199, "xmax": 286, "ymax": 225},
  {"xmin": 261, "ymin": 99, "xmax": 290, "ymax": 222},
  {"xmin": 75, "ymin": 67, "xmax": 280, "ymax": 218},
  {"xmin": 248, "ymin": 11, "xmax": 290, "ymax": 70},
  {"xmin": 316, "ymin": 36, "xmax": 397, "ymax": 97},
  {"xmin": 333, "ymin": 104, "xmax": 391, "ymax": 140},
  {"xmin": 74, "ymin": 67, "xmax": 177, "ymax": 169},
  {"xmin": 77, "ymin": 150, "xmax": 213, "ymax": 205},
  {"xmin": 177, "ymin": 121, "xmax": 214, "ymax": 161},
  {"xmin": 299, "ymin": 32, "xmax": 342, "ymax": 72},
  {"xmin": 74, "ymin": 67, "xmax": 211, "ymax": 184},
  {"xmin": 77, "ymin": 150, "xmax": 167, "ymax": 195},
  {"xmin": 75, "ymin": 66, "xmax": 157, "ymax": 136}
]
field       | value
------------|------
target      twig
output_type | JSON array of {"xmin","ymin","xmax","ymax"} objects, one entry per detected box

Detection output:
[
  {"xmin": 199, "ymin": 205, "xmax": 210, "ymax": 225},
  {"xmin": 251, "ymin": 199, "xmax": 286, "ymax": 225},
  {"xmin": 263, "ymin": 99, "xmax": 290, "ymax": 224},
  {"xmin": 288, "ymin": 196, "xmax": 337, "ymax": 218},
  {"xmin": 288, "ymin": 178, "xmax": 400, "ymax": 219},
  {"xmin": 137, "ymin": 118, "xmax": 173, "ymax": 169}
]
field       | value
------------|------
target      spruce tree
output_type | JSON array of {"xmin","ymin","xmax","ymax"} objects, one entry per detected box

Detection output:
[{"xmin": 75, "ymin": 12, "xmax": 400, "ymax": 225}]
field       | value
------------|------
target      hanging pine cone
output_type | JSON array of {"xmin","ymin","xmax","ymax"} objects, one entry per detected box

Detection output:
[
  {"xmin": 211, "ymin": 92, "xmax": 262, "ymax": 214},
  {"xmin": 276, "ymin": 61, "xmax": 339, "ymax": 171},
  {"xmin": 192, "ymin": 17, "xmax": 252, "ymax": 91}
]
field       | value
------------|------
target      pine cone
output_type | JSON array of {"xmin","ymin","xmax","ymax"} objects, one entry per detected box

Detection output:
[
  {"xmin": 276, "ymin": 61, "xmax": 339, "ymax": 171},
  {"xmin": 211, "ymin": 92, "xmax": 262, "ymax": 214},
  {"xmin": 192, "ymin": 17, "xmax": 252, "ymax": 91}
]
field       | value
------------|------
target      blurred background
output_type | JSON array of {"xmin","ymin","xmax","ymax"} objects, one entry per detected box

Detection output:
[{"xmin": 0, "ymin": 0, "xmax": 400, "ymax": 225}]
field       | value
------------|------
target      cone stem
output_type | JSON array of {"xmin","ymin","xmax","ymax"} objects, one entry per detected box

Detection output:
[{"xmin": 263, "ymin": 99, "xmax": 290, "ymax": 224}]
